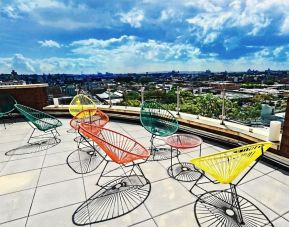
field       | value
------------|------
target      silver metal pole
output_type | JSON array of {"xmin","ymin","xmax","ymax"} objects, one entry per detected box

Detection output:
[
  {"xmin": 176, "ymin": 86, "xmax": 180, "ymax": 115},
  {"xmin": 221, "ymin": 87, "xmax": 225, "ymax": 125},
  {"xmin": 108, "ymin": 87, "xmax": 112, "ymax": 108},
  {"xmin": 141, "ymin": 86, "xmax": 145, "ymax": 104}
]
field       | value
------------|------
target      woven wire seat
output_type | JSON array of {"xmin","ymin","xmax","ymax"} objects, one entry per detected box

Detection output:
[
  {"xmin": 140, "ymin": 100, "xmax": 178, "ymax": 160},
  {"xmin": 190, "ymin": 142, "xmax": 273, "ymax": 227},
  {"xmin": 70, "ymin": 109, "xmax": 109, "ymax": 131},
  {"xmin": 79, "ymin": 123, "xmax": 149, "ymax": 164},
  {"xmin": 69, "ymin": 94, "xmax": 97, "ymax": 117},
  {"xmin": 15, "ymin": 104, "xmax": 62, "ymax": 143},
  {"xmin": 0, "ymin": 94, "xmax": 17, "ymax": 129},
  {"xmin": 73, "ymin": 123, "xmax": 151, "ymax": 224},
  {"xmin": 191, "ymin": 142, "xmax": 272, "ymax": 184},
  {"xmin": 67, "ymin": 109, "xmax": 109, "ymax": 174}
]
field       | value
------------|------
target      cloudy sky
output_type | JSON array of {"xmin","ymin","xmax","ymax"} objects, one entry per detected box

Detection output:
[{"xmin": 1, "ymin": 0, "xmax": 289, "ymax": 74}]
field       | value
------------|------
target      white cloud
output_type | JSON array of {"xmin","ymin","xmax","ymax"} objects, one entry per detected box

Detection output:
[
  {"xmin": 119, "ymin": 8, "xmax": 144, "ymax": 28},
  {"xmin": 11, "ymin": 54, "xmax": 35, "ymax": 73},
  {"xmin": 38, "ymin": 40, "xmax": 61, "ymax": 48},
  {"xmin": 70, "ymin": 36, "xmax": 201, "ymax": 63},
  {"xmin": 280, "ymin": 16, "xmax": 289, "ymax": 34},
  {"xmin": 2, "ymin": 5, "xmax": 20, "ymax": 19}
]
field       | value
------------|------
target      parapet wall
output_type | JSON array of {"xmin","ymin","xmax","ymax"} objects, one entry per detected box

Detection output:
[{"xmin": 0, "ymin": 84, "xmax": 49, "ymax": 110}]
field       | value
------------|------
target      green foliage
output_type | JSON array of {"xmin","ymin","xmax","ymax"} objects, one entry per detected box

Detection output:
[{"xmin": 123, "ymin": 88, "xmax": 266, "ymax": 123}]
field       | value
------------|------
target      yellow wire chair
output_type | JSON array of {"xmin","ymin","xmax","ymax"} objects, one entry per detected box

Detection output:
[
  {"xmin": 69, "ymin": 94, "xmax": 97, "ymax": 117},
  {"xmin": 190, "ymin": 142, "xmax": 273, "ymax": 227},
  {"xmin": 68, "ymin": 94, "xmax": 97, "ymax": 133}
]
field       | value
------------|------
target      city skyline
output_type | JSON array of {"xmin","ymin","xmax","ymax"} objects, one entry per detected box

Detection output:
[{"xmin": 1, "ymin": 0, "xmax": 289, "ymax": 74}]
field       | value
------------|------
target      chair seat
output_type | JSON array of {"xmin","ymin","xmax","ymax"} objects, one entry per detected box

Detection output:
[
  {"xmin": 34, "ymin": 117, "xmax": 62, "ymax": 131},
  {"xmin": 191, "ymin": 142, "xmax": 272, "ymax": 184},
  {"xmin": 79, "ymin": 123, "xmax": 149, "ymax": 164}
]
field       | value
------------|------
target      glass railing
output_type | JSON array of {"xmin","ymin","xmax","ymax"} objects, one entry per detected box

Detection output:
[{"xmin": 49, "ymin": 86, "xmax": 286, "ymax": 129}]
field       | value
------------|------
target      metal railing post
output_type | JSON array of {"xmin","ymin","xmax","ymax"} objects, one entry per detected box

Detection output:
[
  {"xmin": 176, "ymin": 86, "xmax": 180, "ymax": 115},
  {"xmin": 141, "ymin": 86, "xmax": 145, "ymax": 105},
  {"xmin": 221, "ymin": 88, "xmax": 226, "ymax": 125},
  {"xmin": 107, "ymin": 87, "xmax": 112, "ymax": 108}
]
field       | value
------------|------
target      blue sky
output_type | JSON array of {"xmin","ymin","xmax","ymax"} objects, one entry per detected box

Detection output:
[{"xmin": 1, "ymin": 0, "xmax": 289, "ymax": 74}]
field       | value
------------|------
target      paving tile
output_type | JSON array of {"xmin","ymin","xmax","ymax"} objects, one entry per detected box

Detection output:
[
  {"xmin": 38, "ymin": 164, "xmax": 80, "ymax": 186},
  {"xmin": 237, "ymin": 189, "xmax": 279, "ymax": 221},
  {"xmin": 271, "ymin": 217, "xmax": 289, "ymax": 227},
  {"xmin": 239, "ymin": 175, "xmax": 289, "ymax": 215},
  {"xmin": 43, "ymin": 151, "xmax": 72, "ymax": 167},
  {"xmin": 254, "ymin": 162, "xmax": 277, "ymax": 174},
  {"xmin": 83, "ymin": 173, "xmax": 101, "ymax": 197},
  {"xmin": 0, "ymin": 189, "xmax": 34, "ymax": 224},
  {"xmin": 26, "ymin": 203, "xmax": 80, "ymax": 227},
  {"xmin": 268, "ymin": 169, "xmax": 289, "ymax": 187},
  {"xmin": 154, "ymin": 203, "xmax": 197, "ymax": 227},
  {"xmin": 0, "ymin": 169, "xmax": 40, "ymax": 195},
  {"xmin": 1, "ymin": 218, "xmax": 27, "ymax": 227},
  {"xmin": 90, "ymin": 204, "xmax": 151, "ymax": 227},
  {"xmin": 283, "ymin": 212, "xmax": 289, "ymax": 221},
  {"xmin": 30, "ymin": 178, "xmax": 85, "ymax": 215},
  {"xmin": 144, "ymin": 178, "xmax": 194, "ymax": 217},
  {"xmin": 0, "ymin": 156, "xmax": 44, "ymax": 176},
  {"xmin": 130, "ymin": 219, "xmax": 157, "ymax": 227},
  {"xmin": 140, "ymin": 161, "xmax": 168, "ymax": 183},
  {"xmin": 47, "ymin": 141, "xmax": 77, "ymax": 154}
]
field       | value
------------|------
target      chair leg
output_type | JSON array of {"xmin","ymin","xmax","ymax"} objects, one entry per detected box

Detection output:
[
  {"xmin": 27, "ymin": 128, "xmax": 36, "ymax": 144},
  {"xmin": 3, "ymin": 118, "xmax": 6, "ymax": 130},
  {"xmin": 95, "ymin": 161, "xmax": 109, "ymax": 188},
  {"xmin": 230, "ymin": 184, "xmax": 244, "ymax": 225},
  {"xmin": 150, "ymin": 134, "xmax": 157, "ymax": 160}
]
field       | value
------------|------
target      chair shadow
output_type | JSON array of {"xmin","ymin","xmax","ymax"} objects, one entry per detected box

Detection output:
[
  {"xmin": 66, "ymin": 147, "xmax": 104, "ymax": 174},
  {"xmin": 5, "ymin": 138, "xmax": 60, "ymax": 156},
  {"xmin": 72, "ymin": 175, "xmax": 151, "ymax": 225}
]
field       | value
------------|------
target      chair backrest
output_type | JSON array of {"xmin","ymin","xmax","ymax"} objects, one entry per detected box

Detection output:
[
  {"xmin": 191, "ymin": 142, "xmax": 272, "ymax": 184},
  {"xmin": 69, "ymin": 94, "xmax": 97, "ymax": 117},
  {"xmin": 79, "ymin": 123, "xmax": 149, "ymax": 164},
  {"xmin": 70, "ymin": 108, "xmax": 109, "ymax": 130},
  {"xmin": 140, "ymin": 100, "xmax": 178, "ymax": 137},
  {"xmin": 15, "ymin": 104, "xmax": 62, "ymax": 131},
  {"xmin": 0, "ymin": 94, "xmax": 17, "ymax": 115}
]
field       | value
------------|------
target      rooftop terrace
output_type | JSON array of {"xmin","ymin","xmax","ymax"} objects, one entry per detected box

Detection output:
[{"xmin": 1, "ymin": 118, "xmax": 289, "ymax": 226}]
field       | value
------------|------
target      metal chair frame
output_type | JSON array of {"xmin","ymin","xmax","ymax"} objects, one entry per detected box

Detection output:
[
  {"xmin": 190, "ymin": 142, "xmax": 273, "ymax": 226},
  {"xmin": 15, "ymin": 104, "xmax": 62, "ymax": 144},
  {"xmin": 73, "ymin": 123, "xmax": 151, "ymax": 225},
  {"xmin": 140, "ymin": 100, "xmax": 179, "ymax": 160}
]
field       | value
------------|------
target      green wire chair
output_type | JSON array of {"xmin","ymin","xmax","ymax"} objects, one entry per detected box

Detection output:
[
  {"xmin": 15, "ymin": 104, "xmax": 62, "ymax": 144},
  {"xmin": 140, "ymin": 100, "xmax": 179, "ymax": 160},
  {"xmin": 0, "ymin": 94, "xmax": 17, "ymax": 129}
]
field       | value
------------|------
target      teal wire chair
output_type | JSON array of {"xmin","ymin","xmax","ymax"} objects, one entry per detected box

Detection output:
[
  {"xmin": 15, "ymin": 104, "xmax": 62, "ymax": 144},
  {"xmin": 0, "ymin": 94, "xmax": 17, "ymax": 129},
  {"xmin": 140, "ymin": 100, "xmax": 179, "ymax": 160}
]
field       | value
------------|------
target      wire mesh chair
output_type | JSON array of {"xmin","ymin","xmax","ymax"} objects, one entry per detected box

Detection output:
[
  {"xmin": 70, "ymin": 108, "xmax": 109, "ymax": 145},
  {"xmin": 69, "ymin": 94, "xmax": 97, "ymax": 117},
  {"xmin": 140, "ymin": 100, "xmax": 179, "ymax": 160},
  {"xmin": 0, "ymin": 94, "xmax": 17, "ymax": 129},
  {"xmin": 190, "ymin": 142, "xmax": 273, "ymax": 227},
  {"xmin": 73, "ymin": 123, "xmax": 151, "ymax": 225},
  {"xmin": 15, "ymin": 104, "xmax": 62, "ymax": 144},
  {"xmin": 67, "ymin": 109, "xmax": 109, "ymax": 174}
]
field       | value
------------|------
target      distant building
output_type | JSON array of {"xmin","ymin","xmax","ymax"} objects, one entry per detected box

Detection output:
[{"xmin": 209, "ymin": 82, "xmax": 240, "ymax": 90}]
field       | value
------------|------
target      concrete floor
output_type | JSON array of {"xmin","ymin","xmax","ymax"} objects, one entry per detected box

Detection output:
[{"xmin": 0, "ymin": 118, "xmax": 288, "ymax": 227}]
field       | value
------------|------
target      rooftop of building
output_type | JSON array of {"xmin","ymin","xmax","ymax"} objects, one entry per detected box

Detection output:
[{"xmin": 1, "ymin": 118, "xmax": 289, "ymax": 226}]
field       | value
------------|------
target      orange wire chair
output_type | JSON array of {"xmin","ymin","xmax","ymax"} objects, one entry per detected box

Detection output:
[
  {"xmin": 67, "ymin": 109, "xmax": 109, "ymax": 174},
  {"xmin": 73, "ymin": 123, "xmax": 151, "ymax": 225},
  {"xmin": 70, "ymin": 108, "xmax": 109, "ymax": 145}
]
